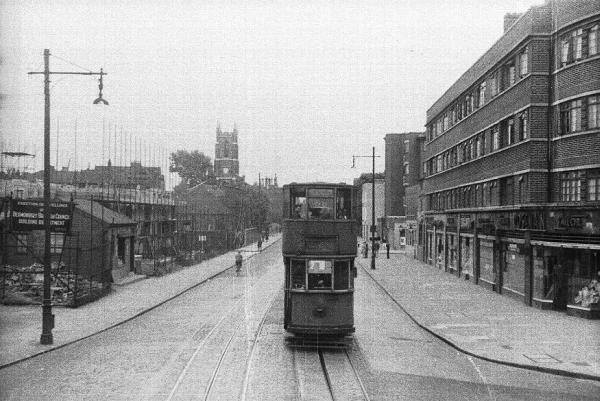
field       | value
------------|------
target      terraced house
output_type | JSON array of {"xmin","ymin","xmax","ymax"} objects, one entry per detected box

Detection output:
[{"xmin": 418, "ymin": 0, "xmax": 600, "ymax": 318}]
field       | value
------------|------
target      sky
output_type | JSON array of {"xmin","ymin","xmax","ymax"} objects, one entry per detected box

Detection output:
[{"xmin": 0, "ymin": 0, "xmax": 543, "ymax": 188}]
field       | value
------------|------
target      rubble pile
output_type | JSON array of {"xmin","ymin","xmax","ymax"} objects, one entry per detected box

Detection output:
[{"xmin": 1, "ymin": 263, "xmax": 107, "ymax": 307}]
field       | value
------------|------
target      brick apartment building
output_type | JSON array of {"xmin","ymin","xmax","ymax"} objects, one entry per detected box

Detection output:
[
  {"xmin": 383, "ymin": 133, "xmax": 425, "ymax": 248},
  {"xmin": 417, "ymin": 0, "xmax": 600, "ymax": 317}
]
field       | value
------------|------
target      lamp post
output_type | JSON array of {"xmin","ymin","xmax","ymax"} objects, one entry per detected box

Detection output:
[
  {"xmin": 352, "ymin": 146, "xmax": 380, "ymax": 270},
  {"xmin": 28, "ymin": 49, "xmax": 108, "ymax": 344}
]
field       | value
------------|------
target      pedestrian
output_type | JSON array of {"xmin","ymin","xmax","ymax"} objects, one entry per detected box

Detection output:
[
  {"xmin": 373, "ymin": 240, "xmax": 380, "ymax": 258},
  {"xmin": 363, "ymin": 242, "xmax": 369, "ymax": 258},
  {"xmin": 235, "ymin": 251, "xmax": 243, "ymax": 273},
  {"xmin": 258, "ymin": 237, "xmax": 263, "ymax": 252},
  {"xmin": 386, "ymin": 241, "xmax": 390, "ymax": 259}
]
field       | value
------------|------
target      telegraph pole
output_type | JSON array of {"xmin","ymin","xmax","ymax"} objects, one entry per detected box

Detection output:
[
  {"xmin": 352, "ymin": 146, "xmax": 380, "ymax": 270},
  {"xmin": 28, "ymin": 49, "xmax": 108, "ymax": 345}
]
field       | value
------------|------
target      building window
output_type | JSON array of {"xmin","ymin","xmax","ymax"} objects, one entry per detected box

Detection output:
[
  {"xmin": 589, "ymin": 95, "xmax": 600, "ymax": 129},
  {"xmin": 50, "ymin": 233, "xmax": 65, "ymax": 254},
  {"xmin": 404, "ymin": 140, "xmax": 410, "ymax": 153},
  {"xmin": 519, "ymin": 112, "xmax": 528, "ymax": 140},
  {"xmin": 560, "ymin": 99, "xmax": 582, "ymax": 134},
  {"xmin": 507, "ymin": 118, "xmax": 515, "ymax": 145},
  {"xmin": 519, "ymin": 47, "xmax": 528, "ymax": 76},
  {"xmin": 561, "ymin": 34, "xmax": 571, "ymax": 66},
  {"xmin": 404, "ymin": 163, "xmax": 410, "ymax": 175},
  {"xmin": 574, "ymin": 29, "xmax": 583, "ymax": 60},
  {"xmin": 490, "ymin": 71, "xmax": 499, "ymax": 97},
  {"xmin": 590, "ymin": 25, "xmax": 598, "ymax": 56},
  {"xmin": 588, "ymin": 177, "xmax": 600, "ymax": 201},
  {"xmin": 492, "ymin": 126, "xmax": 500, "ymax": 150},
  {"xmin": 561, "ymin": 172, "xmax": 582, "ymax": 201},
  {"xmin": 16, "ymin": 234, "xmax": 28, "ymax": 254},
  {"xmin": 478, "ymin": 82, "xmax": 486, "ymax": 107}
]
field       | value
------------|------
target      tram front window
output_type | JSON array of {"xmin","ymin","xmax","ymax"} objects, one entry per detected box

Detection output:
[
  {"xmin": 291, "ymin": 259, "xmax": 306, "ymax": 289},
  {"xmin": 336, "ymin": 188, "xmax": 352, "ymax": 219},
  {"xmin": 308, "ymin": 260, "xmax": 332, "ymax": 289},
  {"xmin": 307, "ymin": 189, "xmax": 334, "ymax": 220},
  {"xmin": 291, "ymin": 188, "xmax": 307, "ymax": 219}
]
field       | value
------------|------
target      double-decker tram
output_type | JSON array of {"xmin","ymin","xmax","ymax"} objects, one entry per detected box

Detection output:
[{"xmin": 282, "ymin": 183, "xmax": 358, "ymax": 344}]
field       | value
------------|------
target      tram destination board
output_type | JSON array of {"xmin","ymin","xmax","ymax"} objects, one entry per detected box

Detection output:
[{"xmin": 10, "ymin": 199, "xmax": 73, "ymax": 233}]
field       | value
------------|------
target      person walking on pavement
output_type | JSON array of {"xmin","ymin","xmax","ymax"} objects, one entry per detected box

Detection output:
[
  {"xmin": 386, "ymin": 240, "xmax": 390, "ymax": 259},
  {"xmin": 258, "ymin": 237, "xmax": 263, "ymax": 252},
  {"xmin": 373, "ymin": 240, "xmax": 380, "ymax": 258},
  {"xmin": 235, "ymin": 251, "xmax": 243, "ymax": 274}
]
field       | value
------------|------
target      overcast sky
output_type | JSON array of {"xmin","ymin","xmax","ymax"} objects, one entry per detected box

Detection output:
[{"xmin": 0, "ymin": 0, "xmax": 542, "ymax": 188}]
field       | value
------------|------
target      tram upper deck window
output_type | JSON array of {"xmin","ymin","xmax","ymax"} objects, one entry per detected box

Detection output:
[
  {"xmin": 307, "ymin": 189, "xmax": 334, "ymax": 220},
  {"xmin": 308, "ymin": 260, "xmax": 332, "ymax": 289},
  {"xmin": 291, "ymin": 259, "xmax": 306, "ymax": 289},
  {"xmin": 336, "ymin": 188, "xmax": 352, "ymax": 219},
  {"xmin": 291, "ymin": 188, "xmax": 307, "ymax": 219}
]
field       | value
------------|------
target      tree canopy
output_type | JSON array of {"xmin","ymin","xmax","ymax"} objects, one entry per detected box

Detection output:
[{"xmin": 169, "ymin": 150, "xmax": 213, "ymax": 188}]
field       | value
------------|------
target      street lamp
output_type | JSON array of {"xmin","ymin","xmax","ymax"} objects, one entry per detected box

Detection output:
[
  {"xmin": 352, "ymin": 146, "xmax": 380, "ymax": 270},
  {"xmin": 28, "ymin": 49, "xmax": 108, "ymax": 345}
]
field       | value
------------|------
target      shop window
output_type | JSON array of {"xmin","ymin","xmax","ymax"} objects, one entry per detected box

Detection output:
[
  {"xmin": 307, "ymin": 260, "xmax": 332, "ymax": 289},
  {"xmin": 588, "ymin": 95, "xmax": 600, "ymax": 129},
  {"xmin": 588, "ymin": 177, "xmax": 600, "ymax": 201},
  {"xmin": 561, "ymin": 172, "xmax": 582, "ymax": 201},
  {"xmin": 290, "ymin": 259, "xmax": 306, "ymax": 289},
  {"xmin": 50, "ymin": 233, "xmax": 64, "ymax": 254},
  {"xmin": 16, "ymin": 234, "xmax": 28, "ymax": 254},
  {"xmin": 333, "ymin": 260, "xmax": 350, "ymax": 290}
]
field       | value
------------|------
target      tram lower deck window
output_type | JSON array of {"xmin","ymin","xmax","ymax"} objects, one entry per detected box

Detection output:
[
  {"xmin": 291, "ymin": 259, "xmax": 306, "ymax": 289},
  {"xmin": 334, "ymin": 260, "xmax": 351, "ymax": 290},
  {"xmin": 308, "ymin": 260, "xmax": 332, "ymax": 289}
]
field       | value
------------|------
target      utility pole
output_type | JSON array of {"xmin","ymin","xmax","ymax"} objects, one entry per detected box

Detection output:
[
  {"xmin": 352, "ymin": 146, "xmax": 380, "ymax": 270},
  {"xmin": 28, "ymin": 49, "xmax": 108, "ymax": 345}
]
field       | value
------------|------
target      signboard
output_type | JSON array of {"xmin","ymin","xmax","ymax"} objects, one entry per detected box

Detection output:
[
  {"xmin": 199, "ymin": 235, "xmax": 207, "ymax": 242},
  {"xmin": 11, "ymin": 199, "xmax": 72, "ymax": 233}
]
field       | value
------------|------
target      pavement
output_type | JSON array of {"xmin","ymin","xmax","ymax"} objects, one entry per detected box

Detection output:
[
  {"xmin": 0, "ymin": 235, "xmax": 280, "ymax": 369},
  {"xmin": 356, "ymin": 246, "xmax": 600, "ymax": 381},
  {"xmin": 1, "ymin": 237, "xmax": 598, "ymax": 382}
]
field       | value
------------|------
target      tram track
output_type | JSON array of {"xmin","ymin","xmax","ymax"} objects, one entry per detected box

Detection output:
[
  {"xmin": 293, "ymin": 345, "xmax": 370, "ymax": 401},
  {"xmin": 165, "ymin": 251, "xmax": 281, "ymax": 401}
]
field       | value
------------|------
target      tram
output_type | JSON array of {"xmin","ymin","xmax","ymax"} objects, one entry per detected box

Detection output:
[{"xmin": 282, "ymin": 182, "xmax": 359, "ymax": 339}]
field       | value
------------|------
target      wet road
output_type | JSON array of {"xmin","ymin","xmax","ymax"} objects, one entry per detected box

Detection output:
[{"xmin": 0, "ymin": 242, "xmax": 598, "ymax": 400}]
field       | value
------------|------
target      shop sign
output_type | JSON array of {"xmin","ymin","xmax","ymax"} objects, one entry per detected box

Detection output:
[
  {"xmin": 10, "ymin": 199, "xmax": 72, "ymax": 233},
  {"xmin": 513, "ymin": 211, "xmax": 545, "ymax": 230},
  {"xmin": 507, "ymin": 243, "xmax": 519, "ymax": 253},
  {"xmin": 555, "ymin": 212, "xmax": 591, "ymax": 230}
]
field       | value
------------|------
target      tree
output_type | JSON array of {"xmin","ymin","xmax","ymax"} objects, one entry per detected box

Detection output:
[{"xmin": 169, "ymin": 150, "xmax": 213, "ymax": 188}]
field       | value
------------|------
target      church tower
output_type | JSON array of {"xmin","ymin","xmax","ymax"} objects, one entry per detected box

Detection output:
[{"xmin": 214, "ymin": 122, "xmax": 239, "ymax": 181}]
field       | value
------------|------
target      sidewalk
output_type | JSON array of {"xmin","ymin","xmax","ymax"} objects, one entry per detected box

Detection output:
[
  {"xmin": 356, "ymin": 251, "xmax": 600, "ymax": 381},
  {"xmin": 0, "ymin": 235, "xmax": 280, "ymax": 369}
]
